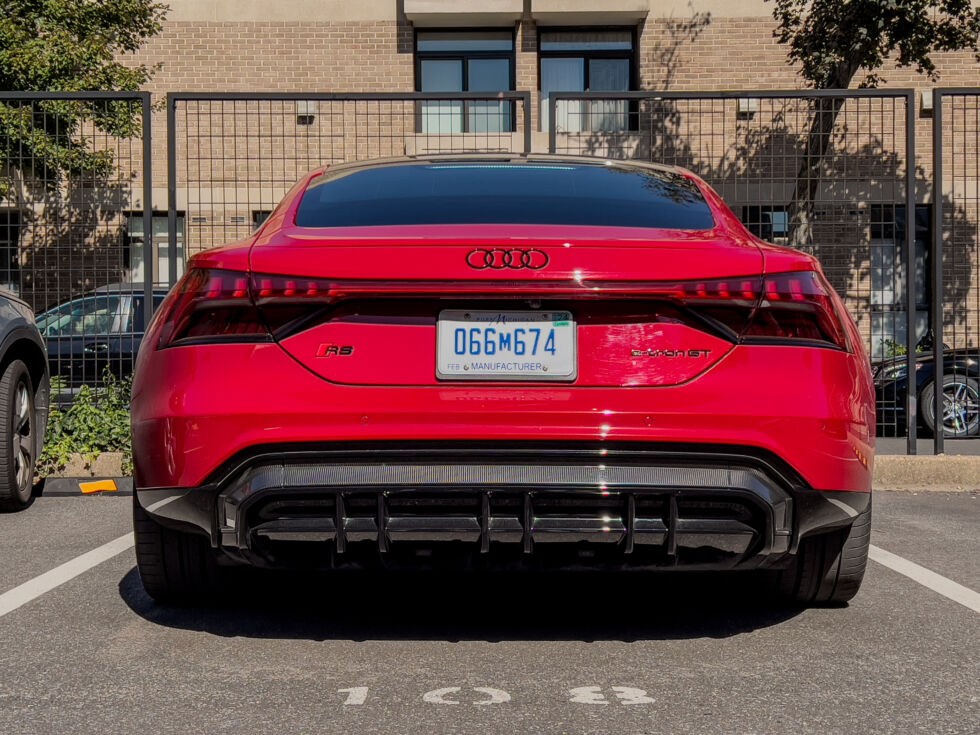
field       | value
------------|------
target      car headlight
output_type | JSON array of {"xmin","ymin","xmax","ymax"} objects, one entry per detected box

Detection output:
[
  {"xmin": 880, "ymin": 364, "xmax": 908, "ymax": 381},
  {"xmin": 876, "ymin": 362, "xmax": 924, "ymax": 382}
]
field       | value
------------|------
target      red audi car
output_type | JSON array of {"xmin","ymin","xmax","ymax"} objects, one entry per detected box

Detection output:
[{"xmin": 131, "ymin": 155, "xmax": 874, "ymax": 604}]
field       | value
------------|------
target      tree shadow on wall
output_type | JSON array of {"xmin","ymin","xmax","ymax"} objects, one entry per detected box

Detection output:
[
  {"xmin": 0, "ymin": 98, "xmax": 144, "ymax": 314},
  {"xmin": 10, "ymin": 178, "xmax": 136, "ymax": 315}
]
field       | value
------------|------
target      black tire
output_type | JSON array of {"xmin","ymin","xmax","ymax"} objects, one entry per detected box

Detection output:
[
  {"xmin": 0, "ymin": 360, "xmax": 36, "ymax": 512},
  {"xmin": 921, "ymin": 375, "xmax": 980, "ymax": 437},
  {"xmin": 778, "ymin": 503, "xmax": 871, "ymax": 606},
  {"xmin": 133, "ymin": 495, "xmax": 220, "ymax": 603}
]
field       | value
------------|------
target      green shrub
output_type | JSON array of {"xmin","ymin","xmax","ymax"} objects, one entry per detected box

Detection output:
[{"xmin": 38, "ymin": 372, "xmax": 133, "ymax": 477}]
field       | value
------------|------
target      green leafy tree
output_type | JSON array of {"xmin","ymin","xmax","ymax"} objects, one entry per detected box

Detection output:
[
  {"xmin": 767, "ymin": 0, "xmax": 980, "ymax": 245},
  {"xmin": 0, "ymin": 0, "xmax": 168, "ymax": 197}
]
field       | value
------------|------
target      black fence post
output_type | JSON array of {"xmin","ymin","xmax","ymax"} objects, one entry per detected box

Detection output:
[
  {"xmin": 932, "ymin": 89, "xmax": 945, "ymax": 455},
  {"xmin": 905, "ymin": 90, "xmax": 918, "ymax": 454},
  {"xmin": 521, "ymin": 92, "xmax": 532, "ymax": 154},
  {"xmin": 548, "ymin": 94, "xmax": 558, "ymax": 153},
  {"xmin": 141, "ymin": 92, "xmax": 154, "ymax": 329},
  {"xmin": 166, "ymin": 92, "xmax": 178, "ymax": 288}
]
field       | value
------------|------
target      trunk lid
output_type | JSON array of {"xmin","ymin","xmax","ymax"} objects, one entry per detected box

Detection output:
[{"xmin": 249, "ymin": 224, "xmax": 764, "ymax": 387}]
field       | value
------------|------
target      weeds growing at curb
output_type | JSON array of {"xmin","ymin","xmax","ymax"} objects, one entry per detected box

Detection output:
[{"xmin": 37, "ymin": 371, "xmax": 133, "ymax": 477}]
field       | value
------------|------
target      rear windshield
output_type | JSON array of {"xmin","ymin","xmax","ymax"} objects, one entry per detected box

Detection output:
[{"xmin": 295, "ymin": 162, "xmax": 715, "ymax": 230}]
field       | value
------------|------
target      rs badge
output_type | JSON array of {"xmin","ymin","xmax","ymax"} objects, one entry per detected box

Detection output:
[{"xmin": 315, "ymin": 344, "xmax": 354, "ymax": 358}]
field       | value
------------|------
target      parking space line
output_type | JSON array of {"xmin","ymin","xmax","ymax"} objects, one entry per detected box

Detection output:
[
  {"xmin": 0, "ymin": 533, "xmax": 134, "ymax": 618},
  {"xmin": 2, "ymin": 536, "xmax": 975, "ymax": 619},
  {"xmin": 870, "ymin": 544, "xmax": 980, "ymax": 614}
]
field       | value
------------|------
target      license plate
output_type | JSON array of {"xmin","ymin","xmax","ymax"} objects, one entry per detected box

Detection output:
[{"xmin": 436, "ymin": 309, "xmax": 576, "ymax": 381}]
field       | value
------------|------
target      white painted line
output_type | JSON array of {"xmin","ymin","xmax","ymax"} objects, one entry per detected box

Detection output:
[
  {"xmin": 870, "ymin": 544, "xmax": 980, "ymax": 614},
  {"xmin": 0, "ymin": 533, "xmax": 134, "ymax": 618}
]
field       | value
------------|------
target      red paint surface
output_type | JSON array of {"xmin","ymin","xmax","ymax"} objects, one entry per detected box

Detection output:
[{"xmin": 132, "ymin": 163, "xmax": 875, "ymax": 494}]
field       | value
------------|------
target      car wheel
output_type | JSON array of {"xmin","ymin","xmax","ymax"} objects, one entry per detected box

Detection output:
[
  {"xmin": 921, "ymin": 375, "xmax": 980, "ymax": 437},
  {"xmin": 0, "ymin": 360, "xmax": 36, "ymax": 512},
  {"xmin": 133, "ymin": 495, "xmax": 220, "ymax": 603},
  {"xmin": 777, "ymin": 504, "xmax": 871, "ymax": 606}
]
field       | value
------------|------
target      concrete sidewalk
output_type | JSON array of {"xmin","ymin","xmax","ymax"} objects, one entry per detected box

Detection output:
[{"xmin": 875, "ymin": 454, "xmax": 980, "ymax": 492}]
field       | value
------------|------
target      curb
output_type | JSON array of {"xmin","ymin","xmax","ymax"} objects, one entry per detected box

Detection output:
[
  {"xmin": 38, "ymin": 477, "xmax": 133, "ymax": 497},
  {"xmin": 874, "ymin": 454, "xmax": 980, "ymax": 492}
]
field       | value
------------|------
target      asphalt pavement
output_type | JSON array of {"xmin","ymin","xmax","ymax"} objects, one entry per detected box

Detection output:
[{"xmin": 0, "ymin": 490, "xmax": 976, "ymax": 734}]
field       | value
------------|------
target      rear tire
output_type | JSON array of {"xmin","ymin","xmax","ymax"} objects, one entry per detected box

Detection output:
[
  {"xmin": 133, "ymin": 495, "xmax": 220, "ymax": 603},
  {"xmin": 778, "ymin": 503, "xmax": 871, "ymax": 605},
  {"xmin": 0, "ymin": 360, "xmax": 36, "ymax": 512}
]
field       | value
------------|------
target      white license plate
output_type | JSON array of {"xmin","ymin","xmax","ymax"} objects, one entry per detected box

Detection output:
[{"xmin": 436, "ymin": 309, "xmax": 576, "ymax": 381}]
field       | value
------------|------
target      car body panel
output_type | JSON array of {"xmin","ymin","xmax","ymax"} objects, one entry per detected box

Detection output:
[
  {"xmin": 279, "ymin": 309, "xmax": 735, "ymax": 387},
  {"xmin": 0, "ymin": 289, "xmax": 50, "ymax": 458},
  {"xmin": 250, "ymin": 228, "xmax": 767, "ymax": 281},
  {"xmin": 132, "ymin": 339, "xmax": 873, "ymax": 494}
]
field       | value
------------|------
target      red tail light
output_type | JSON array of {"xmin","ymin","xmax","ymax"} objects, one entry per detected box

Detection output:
[
  {"xmin": 634, "ymin": 272, "xmax": 847, "ymax": 350},
  {"xmin": 156, "ymin": 267, "xmax": 848, "ymax": 352},
  {"xmin": 156, "ymin": 269, "xmax": 269, "ymax": 348},
  {"xmin": 742, "ymin": 271, "xmax": 849, "ymax": 350}
]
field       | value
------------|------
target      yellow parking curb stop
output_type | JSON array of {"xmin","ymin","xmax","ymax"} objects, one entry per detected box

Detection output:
[{"xmin": 79, "ymin": 480, "xmax": 119, "ymax": 494}]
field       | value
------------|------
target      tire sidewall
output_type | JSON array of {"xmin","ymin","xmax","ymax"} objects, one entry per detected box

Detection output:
[{"xmin": 1, "ymin": 360, "xmax": 35, "ymax": 506}]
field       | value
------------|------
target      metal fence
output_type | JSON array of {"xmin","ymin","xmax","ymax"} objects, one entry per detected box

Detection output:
[
  {"xmin": 550, "ymin": 90, "xmax": 921, "ymax": 451},
  {"xmin": 0, "ymin": 91, "xmax": 152, "ymax": 403},
  {"xmin": 932, "ymin": 89, "xmax": 980, "ymax": 453},
  {"xmin": 6, "ymin": 87, "xmax": 980, "ymax": 453},
  {"xmin": 166, "ymin": 92, "xmax": 533, "ymax": 266}
]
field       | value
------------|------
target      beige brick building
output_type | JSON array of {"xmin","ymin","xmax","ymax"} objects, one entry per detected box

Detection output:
[{"xmin": 2, "ymin": 0, "xmax": 979, "ymax": 366}]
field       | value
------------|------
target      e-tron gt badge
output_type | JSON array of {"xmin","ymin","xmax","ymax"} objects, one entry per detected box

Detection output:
[
  {"xmin": 466, "ymin": 248, "xmax": 549, "ymax": 270},
  {"xmin": 631, "ymin": 349, "xmax": 713, "ymax": 358}
]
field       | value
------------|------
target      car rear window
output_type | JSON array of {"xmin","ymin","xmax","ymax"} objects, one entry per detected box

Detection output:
[{"xmin": 295, "ymin": 162, "xmax": 715, "ymax": 230}]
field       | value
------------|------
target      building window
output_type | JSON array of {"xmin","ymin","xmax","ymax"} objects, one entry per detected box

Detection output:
[
  {"xmin": 742, "ymin": 205, "xmax": 789, "ymax": 245},
  {"xmin": 539, "ymin": 28, "xmax": 636, "ymax": 133},
  {"xmin": 415, "ymin": 29, "xmax": 515, "ymax": 134},
  {"xmin": 252, "ymin": 210, "xmax": 272, "ymax": 230},
  {"xmin": 869, "ymin": 204, "xmax": 931, "ymax": 358},
  {"xmin": 126, "ymin": 212, "xmax": 186, "ymax": 287}
]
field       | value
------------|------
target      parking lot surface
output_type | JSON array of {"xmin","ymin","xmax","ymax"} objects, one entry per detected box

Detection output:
[{"xmin": 0, "ymin": 490, "xmax": 977, "ymax": 734}]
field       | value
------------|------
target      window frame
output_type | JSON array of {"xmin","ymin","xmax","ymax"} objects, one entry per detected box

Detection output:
[
  {"xmin": 124, "ymin": 210, "xmax": 187, "ymax": 286},
  {"xmin": 537, "ymin": 25, "xmax": 639, "ymax": 133},
  {"xmin": 413, "ymin": 27, "xmax": 517, "ymax": 134},
  {"xmin": 741, "ymin": 205, "xmax": 790, "ymax": 245}
]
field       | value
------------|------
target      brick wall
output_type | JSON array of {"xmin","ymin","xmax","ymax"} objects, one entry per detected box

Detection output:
[{"xmin": 4, "ymin": 9, "xmax": 980, "ymax": 357}]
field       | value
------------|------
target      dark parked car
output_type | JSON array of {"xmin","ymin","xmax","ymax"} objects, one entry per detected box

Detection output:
[
  {"xmin": 0, "ymin": 290, "xmax": 49, "ymax": 511},
  {"xmin": 36, "ymin": 285, "xmax": 167, "ymax": 395},
  {"xmin": 874, "ymin": 342, "xmax": 979, "ymax": 437}
]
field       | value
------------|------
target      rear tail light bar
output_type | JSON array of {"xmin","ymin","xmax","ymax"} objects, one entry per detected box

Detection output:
[
  {"xmin": 155, "ymin": 269, "xmax": 268, "ymax": 348},
  {"xmin": 156, "ymin": 268, "xmax": 849, "ymax": 351}
]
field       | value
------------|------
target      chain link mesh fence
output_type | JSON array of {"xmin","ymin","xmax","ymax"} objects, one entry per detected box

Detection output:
[
  {"xmin": 0, "ymin": 92, "xmax": 152, "ymax": 403},
  {"xmin": 549, "ymin": 90, "xmax": 920, "ymax": 444}
]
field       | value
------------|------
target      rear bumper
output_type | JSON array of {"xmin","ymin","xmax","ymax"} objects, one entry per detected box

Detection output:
[
  {"xmin": 136, "ymin": 442, "xmax": 871, "ymax": 572},
  {"xmin": 132, "ymin": 342, "xmax": 875, "ymax": 494}
]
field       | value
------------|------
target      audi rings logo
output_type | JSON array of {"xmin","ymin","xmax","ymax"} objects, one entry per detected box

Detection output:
[{"xmin": 466, "ymin": 248, "xmax": 549, "ymax": 270}]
